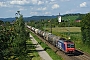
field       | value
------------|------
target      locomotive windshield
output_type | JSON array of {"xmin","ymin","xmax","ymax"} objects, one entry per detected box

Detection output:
[{"xmin": 67, "ymin": 44, "xmax": 75, "ymax": 48}]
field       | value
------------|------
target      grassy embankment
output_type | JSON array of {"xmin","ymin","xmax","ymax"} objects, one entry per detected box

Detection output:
[
  {"xmin": 28, "ymin": 29, "xmax": 63, "ymax": 60},
  {"xmin": 26, "ymin": 27, "xmax": 41, "ymax": 60},
  {"xmin": 45, "ymin": 27, "xmax": 90, "ymax": 54},
  {"xmin": 26, "ymin": 39, "xmax": 41, "ymax": 60}
]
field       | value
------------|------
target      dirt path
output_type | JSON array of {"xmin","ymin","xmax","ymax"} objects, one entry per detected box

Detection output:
[{"xmin": 30, "ymin": 34, "xmax": 53, "ymax": 60}]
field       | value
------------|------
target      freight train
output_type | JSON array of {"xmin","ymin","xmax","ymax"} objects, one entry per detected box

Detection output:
[{"xmin": 27, "ymin": 25, "xmax": 75, "ymax": 54}]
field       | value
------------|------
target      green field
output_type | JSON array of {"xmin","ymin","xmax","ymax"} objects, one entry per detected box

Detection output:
[
  {"xmin": 44, "ymin": 27, "xmax": 90, "ymax": 54},
  {"xmin": 45, "ymin": 27, "xmax": 81, "ymax": 32},
  {"xmin": 45, "ymin": 27, "xmax": 81, "ymax": 39}
]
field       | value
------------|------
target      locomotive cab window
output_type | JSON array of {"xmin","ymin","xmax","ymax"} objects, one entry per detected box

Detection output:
[
  {"xmin": 67, "ymin": 44, "xmax": 75, "ymax": 48},
  {"xmin": 71, "ymin": 44, "xmax": 75, "ymax": 48}
]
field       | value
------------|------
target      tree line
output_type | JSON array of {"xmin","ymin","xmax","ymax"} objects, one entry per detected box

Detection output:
[
  {"xmin": 0, "ymin": 11, "xmax": 29, "ymax": 60},
  {"xmin": 81, "ymin": 13, "xmax": 90, "ymax": 46}
]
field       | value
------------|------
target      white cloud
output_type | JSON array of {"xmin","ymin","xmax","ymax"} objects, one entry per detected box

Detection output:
[
  {"xmin": 31, "ymin": 0, "xmax": 38, "ymax": 4},
  {"xmin": 65, "ymin": 10, "xmax": 71, "ymax": 14},
  {"xmin": 30, "ymin": 11, "xmax": 38, "ymax": 15},
  {"xmin": 45, "ymin": 1, "xmax": 49, "ymax": 4},
  {"xmin": 10, "ymin": 0, "xmax": 29, "ymax": 5},
  {"xmin": 51, "ymin": 0, "xmax": 55, "ymax": 1},
  {"xmin": 19, "ymin": 8, "xmax": 27, "ymax": 11},
  {"xmin": 52, "ymin": 4, "xmax": 59, "ymax": 9},
  {"xmin": 45, "ymin": 12, "xmax": 51, "ymax": 14},
  {"xmin": 65, "ymin": 9, "xmax": 78, "ymax": 14},
  {"xmin": 7, "ymin": 10, "xmax": 15, "ymax": 13},
  {"xmin": 65, "ymin": 10, "xmax": 72, "ymax": 14},
  {"xmin": 60, "ymin": 0, "xmax": 70, "ymax": 1},
  {"xmin": 0, "ymin": 1, "xmax": 11, "ymax": 7},
  {"xmin": 31, "ymin": 0, "xmax": 44, "ymax": 5},
  {"xmin": 38, "ymin": 1, "xmax": 44, "ymax": 5},
  {"xmin": 49, "ymin": 0, "xmax": 56, "ymax": 4},
  {"xmin": 0, "ymin": 2, "xmax": 7, "ymax": 7},
  {"xmin": 80, "ymin": 2, "xmax": 87, "ymax": 7},
  {"xmin": 37, "ymin": 7, "xmax": 47, "ymax": 11}
]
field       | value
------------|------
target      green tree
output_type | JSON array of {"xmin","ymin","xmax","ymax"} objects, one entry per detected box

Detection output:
[
  {"xmin": 13, "ymin": 11, "xmax": 29, "ymax": 59},
  {"xmin": 0, "ymin": 11, "xmax": 29, "ymax": 59},
  {"xmin": 0, "ymin": 25, "xmax": 14, "ymax": 59},
  {"xmin": 0, "ymin": 20, "xmax": 4, "ymax": 25},
  {"xmin": 81, "ymin": 13, "xmax": 90, "ymax": 46}
]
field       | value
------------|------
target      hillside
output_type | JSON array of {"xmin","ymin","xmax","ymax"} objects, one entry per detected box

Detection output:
[
  {"xmin": 0, "ymin": 16, "xmax": 57, "ymax": 22},
  {"xmin": 0, "ymin": 13, "xmax": 85, "ymax": 22}
]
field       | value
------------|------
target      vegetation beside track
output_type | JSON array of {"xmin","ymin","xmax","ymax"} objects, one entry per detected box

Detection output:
[
  {"xmin": 44, "ymin": 27, "xmax": 90, "ymax": 54},
  {"xmin": 26, "ymin": 39, "xmax": 41, "ymax": 60},
  {"xmin": 28, "ymin": 29, "xmax": 63, "ymax": 60}
]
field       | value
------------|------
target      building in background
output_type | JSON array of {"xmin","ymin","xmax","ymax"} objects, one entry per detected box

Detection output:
[{"xmin": 58, "ymin": 13, "xmax": 61, "ymax": 23}]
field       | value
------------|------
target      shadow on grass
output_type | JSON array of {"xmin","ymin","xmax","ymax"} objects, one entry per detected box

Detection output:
[
  {"xmin": 26, "ymin": 49, "xmax": 45, "ymax": 53},
  {"xmin": 44, "ymin": 47, "xmax": 51, "ymax": 51},
  {"xmin": 26, "ymin": 44, "xmax": 38, "ymax": 45},
  {"xmin": 26, "ymin": 43, "xmax": 39, "ymax": 49},
  {"xmin": 26, "ymin": 46, "xmax": 51, "ymax": 53}
]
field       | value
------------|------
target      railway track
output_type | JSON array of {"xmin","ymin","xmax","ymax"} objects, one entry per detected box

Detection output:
[
  {"xmin": 31, "ymin": 30, "xmax": 90, "ymax": 60},
  {"xmin": 74, "ymin": 55, "xmax": 90, "ymax": 60}
]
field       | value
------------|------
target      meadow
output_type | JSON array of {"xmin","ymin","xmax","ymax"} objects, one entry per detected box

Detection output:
[{"xmin": 44, "ymin": 27, "xmax": 90, "ymax": 54}]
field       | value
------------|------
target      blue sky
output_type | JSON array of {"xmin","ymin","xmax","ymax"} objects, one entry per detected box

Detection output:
[{"xmin": 0, "ymin": 0, "xmax": 90, "ymax": 18}]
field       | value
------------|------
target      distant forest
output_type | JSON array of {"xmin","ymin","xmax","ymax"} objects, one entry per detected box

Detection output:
[{"xmin": 0, "ymin": 13, "xmax": 85, "ymax": 22}]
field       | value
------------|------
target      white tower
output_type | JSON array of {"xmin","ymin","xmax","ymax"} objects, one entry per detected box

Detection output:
[{"xmin": 58, "ymin": 13, "xmax": 61, "ymax": 23}]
